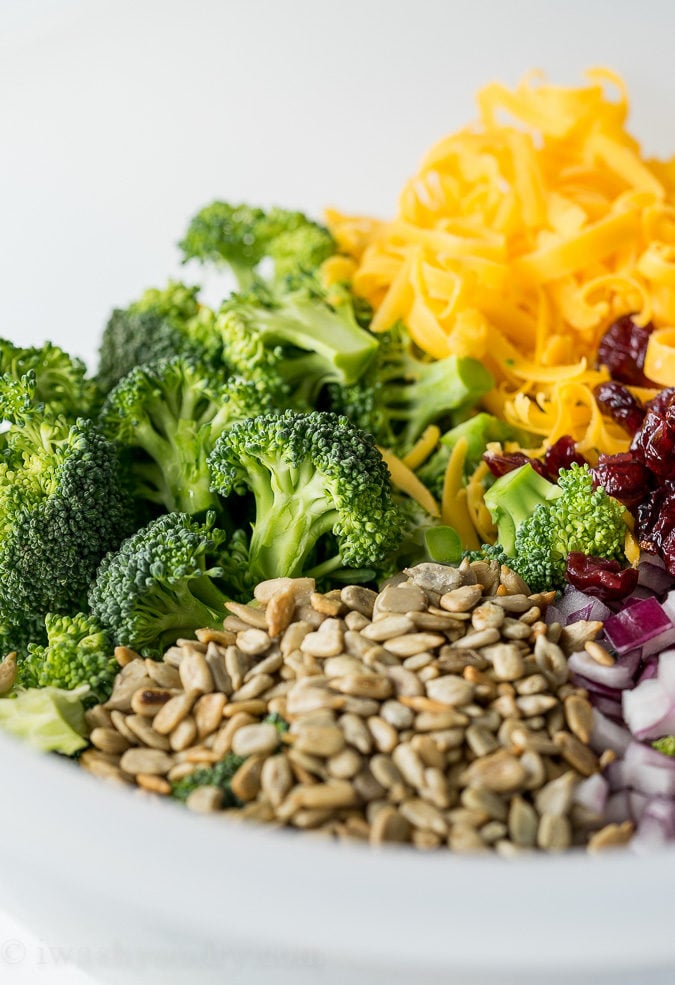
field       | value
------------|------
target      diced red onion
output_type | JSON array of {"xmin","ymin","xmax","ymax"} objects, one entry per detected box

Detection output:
[
  {"xmin": 590, "ymin": 709, "xmax": 631, "ymax": 755},
  {"xmin": 590, "ymin": 694, "xmax": 626, "ymax": 722},
  {"xmin": 603, "ymin": 597, "xmax": 675, "ymax": 657},
  {"xmin": 604, "ymin": 790, "xmax": 632, "ymax": 824},
  {"xmin": 623, "ymin": 678, "xmax": 675, "ymax": 740},
  {"xmin": 622, "ymin": 649, "xmax": 675, "ymax": 740},
  {"xmin": 633, "ymin": 798, "xmax": 675, "ymax": 851},
  {"xmin": 638, "ymin": 556, "xmax": 675, "ymax": 596},
  {"xmin": 628, "ymin": 790, "xmax": 650, "ymax": 823},
  {"xmin": 622, "ymin": 740, "xmax": 675, "ymax": 796},
  {"xmin": 573, "ymin": 773, "xmax": 609, "ymax": 815},
  {"xmin": 605, "ymin": 758, "xmax": 628, "ymax": 791},
  {"xmin": 568, "ymin": 649, "xmax": 638, "ymax": 690}
]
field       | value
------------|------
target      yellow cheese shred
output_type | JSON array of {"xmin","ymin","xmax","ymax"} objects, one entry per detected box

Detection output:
[
  {"xmin": 379, "ymin": 448, "xmax": 440, "ymax": 518},
  {"xmin": 401, "ymin": 425, "xmax": 442, "ymax": 471},
  {"xmin": 441, "ymin": 438, "xmax": 481, "ymax": 551},
  {"xmin": 327, "ymin": 70, "xmax": 675, "ymax": 456}
]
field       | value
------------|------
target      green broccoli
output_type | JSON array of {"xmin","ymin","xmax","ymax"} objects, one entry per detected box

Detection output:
[
  {"xmin": 212, "ymin": 279, "xmax": 379, "ymax": 409},
  {"xmin": 0, "ymin": 371, "xmax": 135, "ymax": 635},
  {"xmin": 328, "ymin": 322, "xmax": 494, "ymax": 456},
  {"xmin": 179, "ymin": 202, "xmax": 336, "ymax": 289},
  {"xmin": 18, "ymin": 612, "xmax": 117, "ymax": 706},
  {"xmin": 0, "ymin": 682, "xmax": 89, "ymax": 755},
  {"xmin": 653, "ymin": 737, "xmax": 675, "ymax": 757},
  {"xmin": 170, "ymin": 752, "xmax": 246, "ymax": 805},
  {"xmin": 99, "ymin": 356, "xmax": 275, "ymax": 517},
  {"xmin": 475, "ymin": 462, "xmax": 629, "ymax": 592},
  {"xmin": 97, "ymin": 281, "xmax": 212, "ymax": 394},
  {"xmin": 208, "ymin": 410, "xmax": 404, "ymax": 583},
  {"xmin": 417, "ymin": 413, "xmax": 539, "ymax": 499},
  {"xmin": 0, "ymin": 339, "xmax": 100, "ymax": 421},
  {"xmin": 89, "ymin": 511, "xmax": 253, "ymax": 656}
]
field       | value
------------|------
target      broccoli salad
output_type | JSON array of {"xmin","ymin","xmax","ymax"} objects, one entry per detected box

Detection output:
[{"xmin": 1, "ymin": 69, "xmax": 675, "ymax": 853}]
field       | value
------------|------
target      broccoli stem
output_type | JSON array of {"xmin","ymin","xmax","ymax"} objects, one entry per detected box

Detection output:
[
  {"xmin": 253, "ymin": 297, "xmax": 378, "ymax": 386},
  {"xmin": 247, "ymin": 460, "xmax": 341, "ymax": 580},
  {"xmin": 132, "ymin": 578, "xmax": 226, "ymax": 653}
]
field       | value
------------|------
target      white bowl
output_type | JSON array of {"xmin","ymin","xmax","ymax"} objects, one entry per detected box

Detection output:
[
  {"xmin": 1, "ymin": 729, "xmax": 674, "ymax": 985},
  {"xmin": 4, "ymin": 4, "xmax": 675, "ymax": 983}
]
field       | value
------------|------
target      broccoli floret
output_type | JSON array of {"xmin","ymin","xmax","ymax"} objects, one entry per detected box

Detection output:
[
  {"xmin": 0, "ymin": 339, "xmax": 100, "ymax": 421},
  {"xmin": 417, "ymin": 413, "xmax": 538, "ymax": 499},
  {"xmin": 100, "ymin": 356, "xmax": 275, "ymax": 517},
  {"xmin": 89, "ymin": 512, "xmax": 253, "ymax": 656},
  {"xmin": 0, "ymin": 371, "xmax": 135, "ymax": 623},
  {"xmin": 653, "ymin": 737, "xmax": 675, "ymax": 757},
  {"xmin": 97, "ymin": 281, "xmax": 211, "ymax": 394},
  {"xmin": 170, "ymin": 752, "xmax": 246, "ymax": 805},
  {"xmin": 179, "ymin": 202, "xmax": 335, "ymax": 289},
  {"xmin": 208, "ymin": 411, "xmax": 404, "ymax": 583},
  {"xmin": 212, "ymin": 279, "xmax": 378, "ymax": 409},
  {"xmin": 328, "ymin": 322, "xmax": 493, "ymax": 455},
  {"xmin": 19, "ymin": 612, "xmax": 116, "ymax": 706},
  {"xmin": 477, "ymin": 462, "xmax": 629, "ymax": 592},
  {"xmin": 484, "ymin": 463, "xmax": 563, "ymax": 558},
  {"xmin": 0, "ymin": 682, "xmax": 89, "ymax": 755}
]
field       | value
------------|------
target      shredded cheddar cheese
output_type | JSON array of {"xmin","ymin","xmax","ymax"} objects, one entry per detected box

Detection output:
[
  {"xmin": 326, "ymin": 70, "xmax": 675, "ymax": 455},
  {"xmin": 379, "ymin": 448, "xmax": 440, "ymax": 518},
  {"xmin": 401, "ymin": 425, "xmax": 442, "ymax": 471}
]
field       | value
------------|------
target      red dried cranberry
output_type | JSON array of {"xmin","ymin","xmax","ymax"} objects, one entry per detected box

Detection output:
[
  {"xmin": 645, "ymin": 388, "xmax": 675, "ymax": 417},
  {"xmin": 662, "ymin": 528, "xmax": 675, "ymax": 578},
  {"xmin": 636, "ymin": 481, "xmax": 675, "ymax": 563},
  {"xmin": 636, "ymin": 488, "xmax": 667, "ymax": 553},
  {"xmin": 594, "ymin": 381, "xmax": 645, "ymax": 435},
  {"xmin": 597, "ymin": 314, "xmax": 656, "ymax": 387},
  {"xmin": 566, "ymin": 552, "xmax": 639, "ymax": 601},
  {"xmin": 631, "ymin": 409, "xmax": 675, "ymax": 480},
  {"xmin": 482, "ymin": 451, "xmax": 548, "ymax": 478},
  {"xmin": 592, "ymin": 453, "xmax": 651, "ymax": 507},
  {"xmin": 542, "ymin": 435, "xmax": 587, "ymax": 480}
]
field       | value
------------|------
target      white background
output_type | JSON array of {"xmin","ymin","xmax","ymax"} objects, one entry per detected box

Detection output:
[{"xmin": 2, "ymin": 0, "xmax": 675, "ymax": 981}]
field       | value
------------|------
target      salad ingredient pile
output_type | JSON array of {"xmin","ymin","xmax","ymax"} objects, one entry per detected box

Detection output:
[{"xmin": 1, "ymin": 69, "xmax": 674, "ymax": 854}]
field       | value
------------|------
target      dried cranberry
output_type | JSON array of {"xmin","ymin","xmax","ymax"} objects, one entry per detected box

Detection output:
[
  {"xmin": 631, "ymin": 409, "xmax": 675, "ymax": 480},
  {"xmin": 636, "ymin": 488, "xmax": 667, "ymax": 552},
  {"xmin": 566, "ymin": 552, "xmax": 639, "ymax": 601},
  {"xmin": 636, "ymin": 481, "xmax": 675, "ymax": 567},
  {"xmin": 644, "ymin": 388, "xmax": 675, "ymax": 417},
  {"xmin": 592, "ymin": 453, "xmax": 651, "ymax": 507},
  {"xmin": 597, "ymin": 314, "xmax": 656, "ymax": 387},
  {"xmin": 542, "ymin": 435, "xmax": 587, "ymax": 480},
  {"xmin": 662, "ymin": 528, "xmax": 675, "ymax": 577},
  {"xmin": 594, "ymin": 381, "xmax": 645, "ymax": 435},
  {"xmin": 482, "ymin": 451, "xmax": 547, "ymax": 478}
]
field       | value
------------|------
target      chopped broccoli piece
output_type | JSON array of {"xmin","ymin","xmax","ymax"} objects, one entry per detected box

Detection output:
[
  {"xmin": 328, "ymin": 322, "xmax": 493, "ymax": 455},
  {"xmin": 212, "ymin": 279, "xmax": 378, "ymax": 409},
  {"xmin": 170, "ymin": 752, "xmax": 246, "ymax": 805},
  {"xmin": 263, "ymin": 711, "xmax": 290, "ymax": 734},
  {"xmin": 179, "ymin": 202, "xmax": 335, "ymax": 289},
  {"xmin": 0, "ymin": 338, "xmax": 100, "ymax": 421},
  {"xmin": 100, "ymin": 356, "xmax": 275, "ymax": 517},
  {"xmin": 653, "ymin": 737, "xmax": 675, "ymax": 757},
  {"xmin": 0, "ymin": 370, "xmax": 135, "ymax": 624},
  {"xmin": 208, "ymin": 410, "xmax": 404, "ymax": 583},
  {"xmin": 89, "ymin": 512, "xmax": 253, "ymax": 656},
  {"xmin": 484, "ymin": 463, "xmax": 563, "ymax": 557},
  {"xmin": 19, "ymin": 613, "xmax": 116, "ymax": 706},
  {"xmin": 476, "ymin": 462, "xmax": 629, "ymax": 592},
  {"xmin": 0, "ymin": 684, "xmax": 89, "ymax": 755},
  {"xmin": 97, "ymin": 281, "xmax": 211, "ymax": 394}
]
